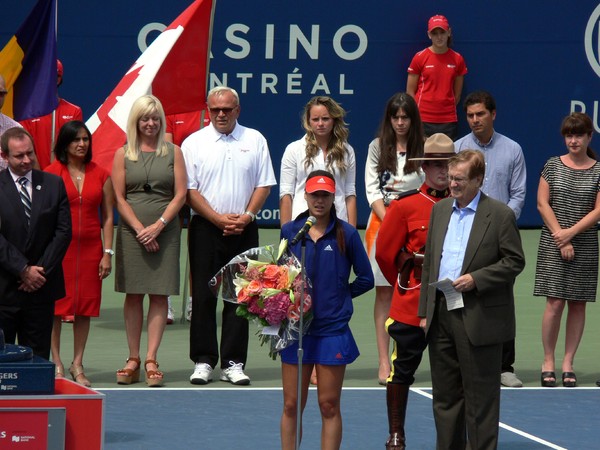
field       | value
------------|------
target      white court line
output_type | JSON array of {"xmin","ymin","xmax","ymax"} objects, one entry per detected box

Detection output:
[{"xmin": 411, "ymin": 388, "xmax": 568, "ymax": 450}]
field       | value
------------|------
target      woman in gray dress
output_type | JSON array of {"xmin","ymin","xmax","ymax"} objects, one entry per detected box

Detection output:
[{"xmin": 112, "ymin": 95, "xmax": 187, "ymax": 387}]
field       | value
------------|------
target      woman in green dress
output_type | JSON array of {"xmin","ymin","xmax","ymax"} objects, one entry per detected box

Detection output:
[{"xmin": 112, "ymin": 95, "xmax": 187, "ymax": 387}]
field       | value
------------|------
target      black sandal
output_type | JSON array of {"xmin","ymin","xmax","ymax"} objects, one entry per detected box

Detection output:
[
  {"xmin": 541, "ymin": 371, "xmax": 556, "ymax": 387},
  {"xmin": 562, "ymin": 372, "xmax": 577, "ymax": 388}
]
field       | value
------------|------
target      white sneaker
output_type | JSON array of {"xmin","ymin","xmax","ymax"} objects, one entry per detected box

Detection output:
[
  {"xmin": 167, "ymin": 297, "xmax": 175, "ymax": 325},
  {"xmin": 501, "ymin": 371, "xmax": 523, "ymax": 387},
  {"xmin": 220, "ymin": 361, "xmax": 250, "ymax": 385},
  {"xmin": 190, "ymin": 363, "xmax": 213, "ymax": 385},
  {"xmin": 186, "ymin": 296, "xmax": 192, "ymax": 322}
]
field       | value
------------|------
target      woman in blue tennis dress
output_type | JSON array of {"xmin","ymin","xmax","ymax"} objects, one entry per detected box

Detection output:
[{"xmin": 279, "ymin": 170, "xmax": 374, "ymax": 450}]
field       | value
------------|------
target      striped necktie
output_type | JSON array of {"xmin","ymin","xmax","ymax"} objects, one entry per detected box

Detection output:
[{"xmin": 18, "ymin": 177, "xmax": 32, "ymax": 225}]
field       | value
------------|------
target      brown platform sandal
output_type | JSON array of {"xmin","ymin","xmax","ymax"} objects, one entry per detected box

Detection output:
[
  {"xmin": 145, "ymin": 359, "xmax": 164, "ymax": 387},
  {"xmin": 69, "ymin": 363, "xmax": 92, "ymax": 387},
  {"xmin": 116, "ymin": 357, "xmax": 141, "ymax": 385}
]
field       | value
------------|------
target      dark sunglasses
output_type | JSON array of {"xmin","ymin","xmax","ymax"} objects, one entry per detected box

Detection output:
[{"xmin": 208, "ymin": 107, "xmax": 237, "ymax": 115}]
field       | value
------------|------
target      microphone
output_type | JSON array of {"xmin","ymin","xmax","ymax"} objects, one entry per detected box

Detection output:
[{"xmin": 290, "ymin": 216, "xmax": 317, "ymax": 245}]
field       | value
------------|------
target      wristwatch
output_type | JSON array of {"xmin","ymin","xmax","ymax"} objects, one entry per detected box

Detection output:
[
  {"xmin": 104, "ymin": 249, "xmax": 115, "ymax": 256},
  {"xmin": 244, "ymin": 210, "xmax": 256, "ymax": 222}
]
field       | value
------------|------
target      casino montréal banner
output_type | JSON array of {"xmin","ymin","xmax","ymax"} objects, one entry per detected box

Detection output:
[{"xmin": 1, "ymin": 0, "xmax": 599, "ymax": 227}]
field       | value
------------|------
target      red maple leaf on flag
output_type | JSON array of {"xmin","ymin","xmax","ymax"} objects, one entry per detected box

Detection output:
[{"xmin": 86, "ymin": 0, "xmax": 215, "ymax": 172}]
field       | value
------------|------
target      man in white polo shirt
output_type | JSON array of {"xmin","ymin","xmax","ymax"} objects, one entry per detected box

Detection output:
[{"xmin": 182, "ymin": 86, "xmax": 276, "ymax": 385}]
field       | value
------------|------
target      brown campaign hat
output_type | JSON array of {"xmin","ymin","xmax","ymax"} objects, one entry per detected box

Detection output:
[{"xmin": 409, "ymin": 133, "xmax": 455, "ymax": 161}]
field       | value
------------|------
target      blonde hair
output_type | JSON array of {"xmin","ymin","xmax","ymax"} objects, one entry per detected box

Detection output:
[
  {"xmin": 124, "ymin": 95, "xmax": 168, "ymax": 161},
  {"xmin": 302, "ymin": 96, "xmax": 350, "ymax": 174}
]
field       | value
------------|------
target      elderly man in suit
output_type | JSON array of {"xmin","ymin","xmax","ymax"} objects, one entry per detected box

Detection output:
[
  {"xmin": 418, "ymin": 149, "xmax": 525, "ymax": 450},
  {"xmin": 0, "ymin": 127, "xmax": 71, "ymax": 359}
]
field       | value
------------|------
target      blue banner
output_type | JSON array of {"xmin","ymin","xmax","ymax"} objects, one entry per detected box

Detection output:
[{"xmin": 2, "ymin": 0, "xmax": 599, "ymax": 226}]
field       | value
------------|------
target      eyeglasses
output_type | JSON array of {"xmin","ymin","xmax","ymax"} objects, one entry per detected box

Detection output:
[
  {"xmin": 208, "ymin": 107, "xmax": 237, "ymax": 115},
  {"xmin": 0, "ymin": 91, "xmax": 8, "ymax": 97},
  {"xmin": 447, "ymin": 176, "xmax": 469, "ymax": 184}
]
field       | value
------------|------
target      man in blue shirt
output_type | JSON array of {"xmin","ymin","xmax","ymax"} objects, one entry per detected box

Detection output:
[{"xmin": 454, "ymin": 91, "xmax": 526, "ymax": 387}]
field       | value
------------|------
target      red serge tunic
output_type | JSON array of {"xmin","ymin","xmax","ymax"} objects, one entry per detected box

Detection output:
[
  {"xmin": 45, "ymin": 161, "xmax": 109, "ymax": 316},
  {"xmin": 375, "ymin": 184, "xmax": 447, "ymax": 326}
]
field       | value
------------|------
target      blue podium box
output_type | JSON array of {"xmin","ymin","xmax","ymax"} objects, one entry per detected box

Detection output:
[{"xmin": 0, "ymin": 356, "xmax": 54, "ymax": 395}]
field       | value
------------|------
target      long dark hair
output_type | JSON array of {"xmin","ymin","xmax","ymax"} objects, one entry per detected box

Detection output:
[
  {"xmin": 305, "ymin": 170, "xmax": 346, "ymax": 255},
  {"xmin": 54, "ymin": 120, "xmax": 93, "ymax": 164},
  {"xmin": 375, "ymin": 92, "xmax": 424, "ymax": 175},
  {"xmin": 561, "ymin": 112, "xmax": 596, "ymax": 160}
]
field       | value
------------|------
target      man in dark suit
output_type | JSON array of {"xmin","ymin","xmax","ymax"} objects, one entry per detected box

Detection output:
[
  {"xmin": 0, "ymin": 127, "xmax": 71, "ymax": 359},
  {"xmin": 418, "ymin": 150, "xmax": 525, "ymax": 450}
]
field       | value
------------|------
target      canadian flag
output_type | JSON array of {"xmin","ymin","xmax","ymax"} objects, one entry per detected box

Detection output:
[{"xmin": 86, "ymin": 0, "xmax": 215, "ymax": 172}]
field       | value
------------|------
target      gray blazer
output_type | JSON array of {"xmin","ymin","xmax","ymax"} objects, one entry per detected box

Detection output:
[{"xmin": 417, "ymin": 192, "xmax": 525, "ymax": 346}]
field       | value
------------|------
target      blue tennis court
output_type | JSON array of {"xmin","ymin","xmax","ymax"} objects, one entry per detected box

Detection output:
[{"xmin": 100, "ymin": 387, "xmax": 597, "ymax": 449}]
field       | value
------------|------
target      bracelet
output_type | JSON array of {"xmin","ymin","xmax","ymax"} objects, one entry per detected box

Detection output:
[
  {"xmin": 159, "ymin": 216, "xmax": 168, "ymax": 225},
  {"xmin": 244, "ymin": 210, "xmax": 256, "ymax": 222},
  {"xmin": 104, "ymin": 249, "xmax": 115, "ymax": 256}
]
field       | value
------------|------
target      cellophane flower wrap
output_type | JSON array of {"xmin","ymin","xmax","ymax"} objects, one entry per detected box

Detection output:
[{"xmin": 209, "ymin": 239, "xmax": 313, "ymax": 359}]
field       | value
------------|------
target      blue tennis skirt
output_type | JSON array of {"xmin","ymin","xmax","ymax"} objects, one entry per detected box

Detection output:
[{"xmin": 280, "ymin": 328, "xmax": 359, "ymax": 365}]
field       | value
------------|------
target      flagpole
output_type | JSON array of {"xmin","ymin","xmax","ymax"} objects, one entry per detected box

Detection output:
[
  {"xmin": 204, "ymin": 0, "xmax": 217, "ymax": 94},
  {"xmin": 180, "ymin": 0, "xmax": 216, "ymax": 322},
  {"xmin": 51, "ymin": 0, "xmax": 58, "ymax": 161}
]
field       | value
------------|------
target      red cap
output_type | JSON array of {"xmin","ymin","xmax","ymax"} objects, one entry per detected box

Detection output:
[
  {"xmin": 428, "ymin": 15, "xmax": 450, "ymax": 32},
  {"xmin": 305, "ymin": 175, "xmax": 335, "ymax": 194},
  {"xmin": 57, "ymin": 59, "xmax": 63, "ymax": 77}
]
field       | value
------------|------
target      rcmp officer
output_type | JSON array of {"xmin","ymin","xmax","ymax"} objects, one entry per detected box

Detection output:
[{"xmin": 375, "ymin": 133, "xmax": 454, "ymax": 450}]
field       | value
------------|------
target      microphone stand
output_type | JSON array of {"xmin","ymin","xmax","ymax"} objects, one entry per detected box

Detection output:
[{"xmin": 295, "ymin": 235, "xmax": 307, "ymax": 450}]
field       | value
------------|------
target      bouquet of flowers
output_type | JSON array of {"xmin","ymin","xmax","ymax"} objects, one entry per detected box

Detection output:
[{"xmin": 210, "ymin": 239, "xmax": 312, "ymax": 359}]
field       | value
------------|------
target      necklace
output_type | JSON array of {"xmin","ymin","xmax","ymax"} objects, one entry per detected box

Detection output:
[
  {"xmin": 140, "ymin": 150, "xmax": 155, "ymax": 192},
  {"xmin": 68, "ymin": 165, "xmax": 85, "ymax": 194}
]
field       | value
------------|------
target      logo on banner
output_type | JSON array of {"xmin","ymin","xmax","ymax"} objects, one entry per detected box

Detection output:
[{"xmin": 585, "ymin": 4, "xmax": 600, "ymax": 77}]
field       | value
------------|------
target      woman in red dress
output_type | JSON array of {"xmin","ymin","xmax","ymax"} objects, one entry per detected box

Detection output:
[{"xmin": 45, "ymin": 120, "xmax": 114, "ymax": 387}]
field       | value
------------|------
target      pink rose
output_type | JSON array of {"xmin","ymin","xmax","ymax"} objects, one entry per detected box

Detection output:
[
  {"xmin": 262, "ymin": 265, "xmax": 281, "ymax": 282},
  {"xmin": 237, "ymin": 288, "xmax": 251, "ymax": 304},
  {"xmin": 246, "ymin": 279, "xmax": 263, "ymax": 296},
  {"xmin": 287, "ymin": 294, "xmax": 311, "ymax": 320}
]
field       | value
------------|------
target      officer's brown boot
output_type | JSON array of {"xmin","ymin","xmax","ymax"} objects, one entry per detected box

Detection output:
[{"xmin": 385, "ymin": 383, "xmax": 409, "ymax": 449}]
